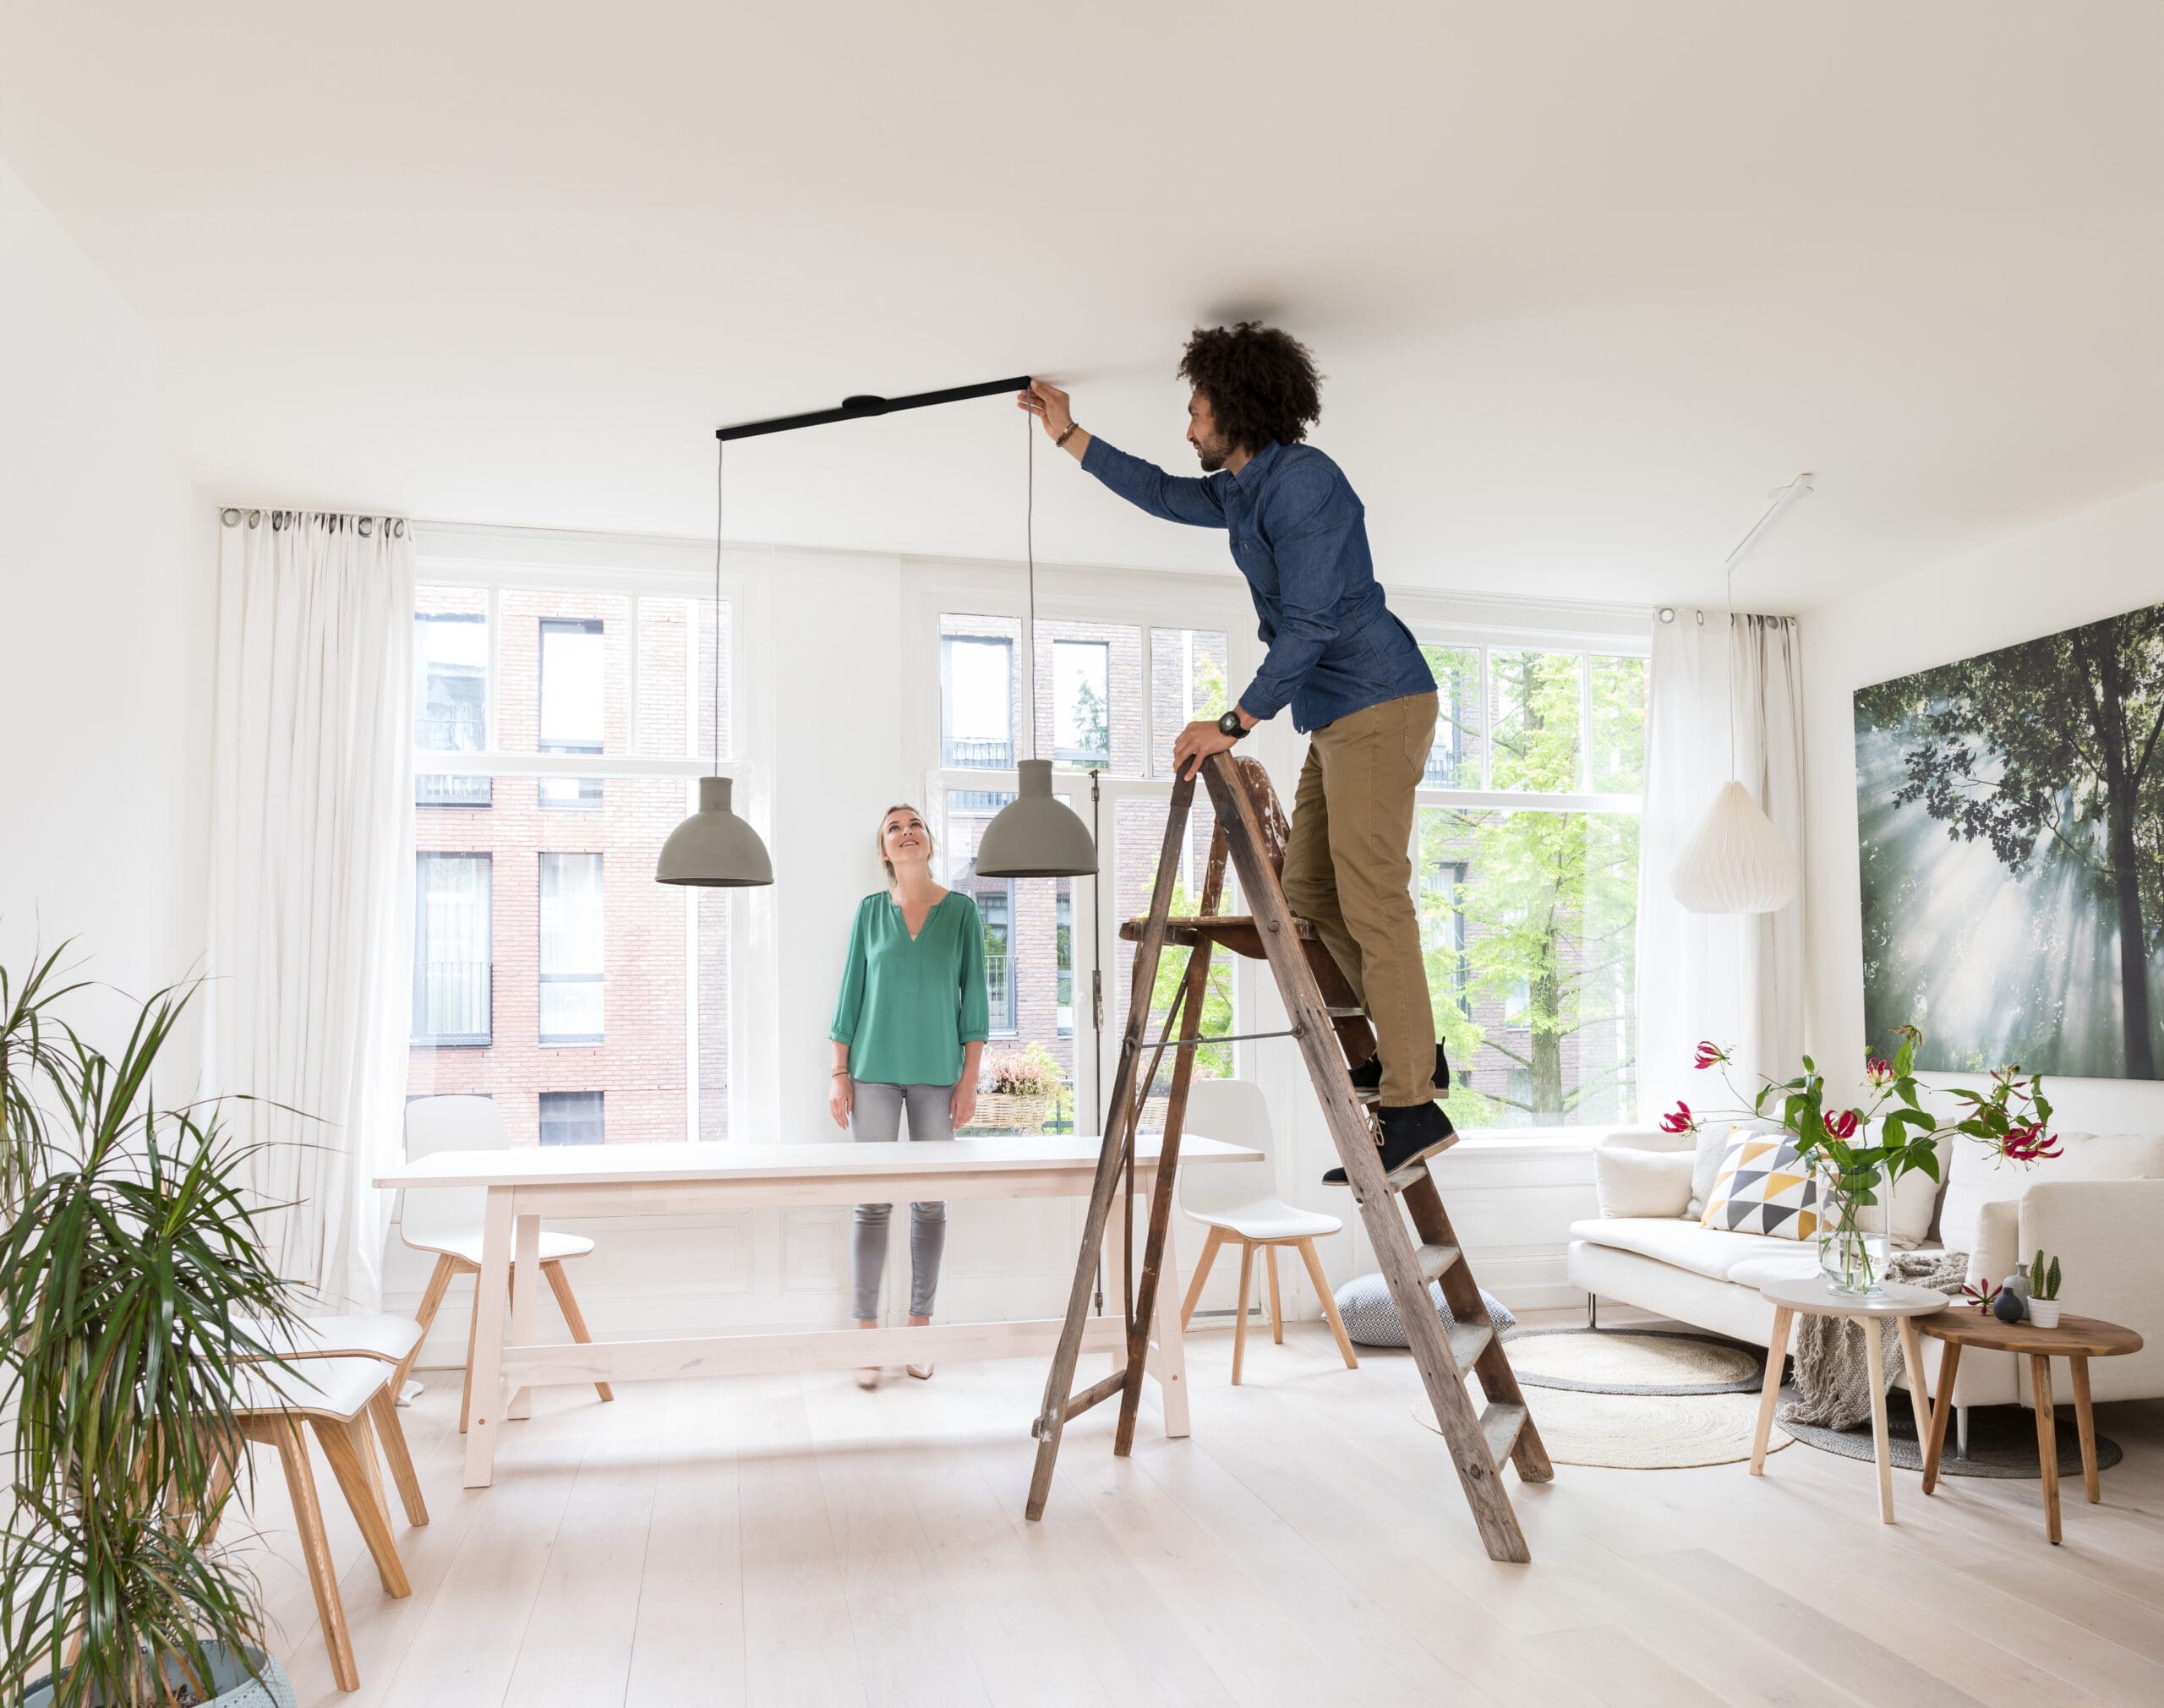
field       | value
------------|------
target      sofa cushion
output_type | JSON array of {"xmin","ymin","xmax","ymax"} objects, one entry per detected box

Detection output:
[
  {"xmin": 1700, "ymin": 1132, "xmax": 1818, "ymax": 1239},
  {"xmin": 1724, "ymin": 1251, "xmax": 1828, "ymax": 1290},
  {"xmin": 1889, "ymin": 1134, "xmax": 1951, "ymax": 1248},
  {"xmin": 1937, "ymin": 1131, "xmax": 2164, "ymax": 1255},
  {"xmin": 1569, "ymin": 1215, "xmax": 1816, "ymax": 1283},
  {"xmin": 1594, "ymin": 1146, "xmax": 1695, "ymax": 1218}
]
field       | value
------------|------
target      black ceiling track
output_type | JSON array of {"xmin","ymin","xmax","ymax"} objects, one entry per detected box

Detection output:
[{"xmin": 716, "ymin": 375, "xmax": 1034, "ymax": 443}]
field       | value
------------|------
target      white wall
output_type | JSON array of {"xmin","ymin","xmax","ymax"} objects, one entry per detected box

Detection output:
[
  {"xmin": 1801, "ymin": 475, "xmax": 2164, "ymax": 1133},
  {"xmin": 0, "ymin": 160, "xmax": 213, "ymax": 1039}
]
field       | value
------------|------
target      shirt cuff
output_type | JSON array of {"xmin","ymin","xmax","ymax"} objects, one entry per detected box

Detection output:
[
  {"xmin": 1079, "ymin": 434, "xmax": 1114, "ymax": 477},
  {"xmin": 1237, "ymin": 679, "xmax": 1287, "ymax": 724}
]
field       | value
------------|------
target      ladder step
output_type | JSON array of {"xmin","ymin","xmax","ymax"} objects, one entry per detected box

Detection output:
[
  {"xmin": 1033, "ymin": 1366, "xmax": 1129, "ymax": 1437},
  {"xmin": 1447, "ymin": 1320, "xmax": 1494, "ymax": 1372},
  {"xmin": 1416, "ymin": 1242, "xmax": 1462, "ymax": 1282},
  {"xmin": 1481, "ymin": 1400, "xmax": 1528, "ymax": 1466}
]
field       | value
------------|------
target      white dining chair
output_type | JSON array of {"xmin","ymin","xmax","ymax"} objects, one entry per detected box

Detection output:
[
  {"xmin": 399, "ymin": 1095, "xmax": 615, "ymax": 1430},
  {"xmin": 1178, "ymin": 1077, "xmax": 1359, "ymax": 1384}
]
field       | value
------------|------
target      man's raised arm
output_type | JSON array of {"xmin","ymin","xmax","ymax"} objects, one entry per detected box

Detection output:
[{"xmin": 1019, "ymin": 379, "xmax": 1227, "ymax": 529}]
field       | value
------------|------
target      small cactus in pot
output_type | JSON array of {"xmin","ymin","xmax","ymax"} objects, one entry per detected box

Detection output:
[{"xmin": 2025, "ymin": 1248, "xmax": 2063, "ymax": 1329}]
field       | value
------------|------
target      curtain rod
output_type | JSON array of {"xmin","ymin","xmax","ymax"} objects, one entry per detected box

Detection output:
[{"xmin": 715, "ymin": 374, "xmax": 1032, "ymax": 442}]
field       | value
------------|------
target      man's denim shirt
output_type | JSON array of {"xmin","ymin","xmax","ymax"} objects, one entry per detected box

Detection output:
[{"xmin": 1080, "ymin": 436, "xmax": 1434, "ymax": 734}]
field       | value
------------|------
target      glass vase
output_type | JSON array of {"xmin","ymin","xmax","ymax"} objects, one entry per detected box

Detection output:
[{"xmin": 1816, "ymin": 1161, "xmax": 1890, "ymax": 1296}]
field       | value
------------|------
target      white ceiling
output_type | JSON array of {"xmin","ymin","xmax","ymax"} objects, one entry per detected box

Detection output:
[{"xmin": 7, "ymin": 2, "xmax": 2164, "ymax": 614}]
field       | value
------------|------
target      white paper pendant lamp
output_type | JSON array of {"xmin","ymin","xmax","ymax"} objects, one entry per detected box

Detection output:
[
  {"xmin": 1670, "ymin": 779, "xmax": 1796, "ymax": 914},
  {"xmin": 977, "ymin": 760, "xmax": 1096, "ymax": 878}
]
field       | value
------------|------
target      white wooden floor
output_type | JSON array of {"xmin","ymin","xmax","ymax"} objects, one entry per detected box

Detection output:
[{"xmin": 232, "ymin": 1312, "xmax": 2164, "ymax": 1707}]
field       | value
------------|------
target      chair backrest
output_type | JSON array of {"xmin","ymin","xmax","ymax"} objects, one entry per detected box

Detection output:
[
  {"xmin": 400, "ymin": 1095, "xmax": 508, "ymax": 1247},
  {"xmin": 1178, "ymin": 1078, "xmax": 1279, "ymax": 1214}
]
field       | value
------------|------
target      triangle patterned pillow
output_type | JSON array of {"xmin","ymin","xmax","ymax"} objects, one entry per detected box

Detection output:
[{"xmin": 1697, "ymin": 1127, "xmax": 1820, "ymax": 1241}]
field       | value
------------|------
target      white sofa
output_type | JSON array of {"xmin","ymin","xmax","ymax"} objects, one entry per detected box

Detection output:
[{"xmin": 1566, "ymin": 1123, "xmax": 2164, "ymax": 1449}]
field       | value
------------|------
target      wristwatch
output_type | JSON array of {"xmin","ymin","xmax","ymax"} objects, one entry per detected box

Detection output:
[{"xmin": 1216, "ymin": 708, "xmax": 1247, "ymax": 739}]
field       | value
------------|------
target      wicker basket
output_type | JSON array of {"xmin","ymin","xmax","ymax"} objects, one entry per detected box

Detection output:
[{"xmin": 970, "ymin": 1092, "xmax": 1052, "ymax": 1134}]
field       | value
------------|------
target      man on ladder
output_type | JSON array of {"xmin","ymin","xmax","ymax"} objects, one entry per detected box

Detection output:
[{"xmin": 1022, "ymin": 325, "xmax": 1453, "ymax": 1182}]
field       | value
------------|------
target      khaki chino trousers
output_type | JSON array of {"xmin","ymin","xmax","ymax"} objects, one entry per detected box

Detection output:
[{"xmin": 1278, "ymin": 690, "xmax": 1440, "ymax": 1108}]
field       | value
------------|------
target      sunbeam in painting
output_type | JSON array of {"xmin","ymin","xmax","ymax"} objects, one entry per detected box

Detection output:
[{"xmin": 1855, "ymin": 600, "xmax": 2164, "ymax": 1080}]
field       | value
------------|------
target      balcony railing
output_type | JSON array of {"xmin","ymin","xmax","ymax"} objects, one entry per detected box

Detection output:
[
  {"xmin": 413, "ymin": 960, "xmax": 490, "ymax": 1045},
  {"xmin": 417, "ymin": 772, "xmax": 491, "ymax": 807},
  {"xmin": 943, "ymin": 736, "xmax": 1013, "ymax": 768}
]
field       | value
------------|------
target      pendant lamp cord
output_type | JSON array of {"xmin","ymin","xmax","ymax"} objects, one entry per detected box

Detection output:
[
  {"xmin": 1025, "ymin": 408, "xmax": 1039, "ymax": 762},
  {"xmin": 1725, "ymin": 554, "xmax": 1738, "ymax": 784},
  {"xmin": 713, "ymin": 439, "xmax": 725, "ymax": 779},
  {"xmin": 727, "ymin": 437, "xmax": 735, "ymax": 775}
]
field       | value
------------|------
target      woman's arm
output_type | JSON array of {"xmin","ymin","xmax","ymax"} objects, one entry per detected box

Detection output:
[
  {"xmin": 828, "ymin": 902, "xmax": 870, "ymax": 1130},
  {"xmin": 952, "ymin": 1040, "xmax": 983, "ymax": 1132},
  {"xmin": 954, "ymin": 899, "xmax": 992, "ymax": 1131},
  {"xmin": 829, "ymin": 1040, "xmax": 853, "ymax": 1130}
]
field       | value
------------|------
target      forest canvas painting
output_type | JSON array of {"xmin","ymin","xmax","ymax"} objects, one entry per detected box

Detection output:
[{"xmin": 1855, "ymin": 601, "xmax": 2164, "ymax": 1079}]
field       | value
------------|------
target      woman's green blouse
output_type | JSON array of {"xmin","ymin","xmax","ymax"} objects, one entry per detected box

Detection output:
[{"xmin": 828, "ymin": 890, "xmax": 992, "ymax": 1086}]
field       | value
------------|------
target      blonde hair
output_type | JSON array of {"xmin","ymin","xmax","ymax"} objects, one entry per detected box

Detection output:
[{"xmin": 875, "ymin": 803, "xmax": 934, "ymax": 884}]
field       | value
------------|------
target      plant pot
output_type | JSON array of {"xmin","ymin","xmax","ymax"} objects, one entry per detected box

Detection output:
[
  {"xmin": 2028, "ymin": 1298, "xmax": 2062, "ymax": 1329},
  {"xmin": 1815, "ymin": 1162, "xmax": 1890, "ymax": 1296},
  {"xmin": 970, "ymin": 1092, "xmax": 1051, "ymax": 1133},
  {"xmin": 25, "ymin": 1645, "xmax": 296, "ymax": 1708}
]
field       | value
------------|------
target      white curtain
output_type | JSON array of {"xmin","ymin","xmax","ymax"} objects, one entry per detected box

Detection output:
[
  {"xmin": 206, "ymin": 509, "xmax": 414, "ymax": 1310},
  {"xmin": 1636, "ymin": 610, "xmax": 1806, "ymax": 1123}
]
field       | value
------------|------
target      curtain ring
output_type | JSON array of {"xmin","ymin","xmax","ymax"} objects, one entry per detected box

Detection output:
[
  {"xmin": 272, "ymin": 511, "xmax": 287, "ymax": 531},
  {"xmin": 220, "ymin": 507, "xmax": 242, "ymax": 527},
  {"xmin": 1694, "ymin": 608, "xmax": 1705, "ymax": 626},
  {"xmin": 392, "ymin": 518, "xmax": 407, "ymax": 538},
  {"xmin": 1657, "ymin": 606, "xmax": 1676, "ymax": 624},
  {"xmin": 358, "ymin": 516, "xmax": 374, "ymax": 536},
  {"xmin": 246, "ymin": 509, "xmax": 261, "ymax": 527}
]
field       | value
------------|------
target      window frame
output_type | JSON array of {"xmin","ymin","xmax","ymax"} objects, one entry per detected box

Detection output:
[
  {"xmin": 538, "ymin": 1089, "xmax": 605, "ymax": 1146},
  {"xmin": 408, "ymin": 522, "xmax": 767, "ymax": 1146},
  {"xmin": 538, "ymin": 850, "xmax": 606, "ymax": 1046},
  {"xmin": 412, "ymin": 850, "xmax": 494, "ymax": 1048}
]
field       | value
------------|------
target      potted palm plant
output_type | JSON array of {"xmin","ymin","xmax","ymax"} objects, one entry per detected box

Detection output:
[{"xmin": 1, "ymin": 947, "xmax": 301, "ymax": 1706}]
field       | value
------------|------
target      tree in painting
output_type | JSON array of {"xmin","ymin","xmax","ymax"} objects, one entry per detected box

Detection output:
[{"xmin": 1854, "ymin": 603, "xmax": 2164, "ymax": 1079}]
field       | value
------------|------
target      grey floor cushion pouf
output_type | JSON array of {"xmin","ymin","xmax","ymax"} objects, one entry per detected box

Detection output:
[{"xmin": 1334, "ymin": 1271, "xmax": 1516, "ymax": 1348}]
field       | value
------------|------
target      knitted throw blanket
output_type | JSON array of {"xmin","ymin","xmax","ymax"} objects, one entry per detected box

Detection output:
[{"xmin": 1778, "ymin": 1251, "xmax": 1969, "ymax": 1431}]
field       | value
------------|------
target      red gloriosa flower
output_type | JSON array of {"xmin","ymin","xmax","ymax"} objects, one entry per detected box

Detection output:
[
  {"xmin": 1865, "ymin": 1056, "xmax": 1894, "ymax": 1087},
  {"xmin": 1693, "ymin": 1041, "xmax": 1727, "ymax": 1071},
  {"xmin": 1822, "ymin": 1108, "xmax": 1860, "ymax": 1140},
  {"xmin": 1659, "ymin": 1101, "xmax": 1695, "ymax": 1135}
]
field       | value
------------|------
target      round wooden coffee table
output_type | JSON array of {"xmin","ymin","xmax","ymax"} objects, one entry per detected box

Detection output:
[
  {"xmin": 1916, "ymin": 1309, "xmax": 2144, "ymax": 1544},
  {"xmin": 1751, "ymin": 1275, "xmax": 1948, "ymax": 1524}
]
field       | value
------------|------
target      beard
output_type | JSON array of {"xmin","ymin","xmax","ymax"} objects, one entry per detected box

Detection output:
[{"xmin": 1193, "ymin": 438, "xmax": 1228, "ymax": 472}]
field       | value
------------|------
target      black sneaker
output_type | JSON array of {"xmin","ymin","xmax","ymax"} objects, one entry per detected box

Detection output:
[
  {"xmin": 1346, "ymin": 1043, "xmax": 1452, "ymax": 1095},
  {"xmin": 1322, "ymin": 1100, "xmax": 1456, "ymax": 1185}
]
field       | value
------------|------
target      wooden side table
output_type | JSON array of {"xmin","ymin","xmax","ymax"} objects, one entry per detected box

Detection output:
[
  {"xmin": 1916, "ymin": 1309, "xmax": 2144, "ymax": 1544},
  {"xmin": 1750, "ymin": 1275, "xmax": 1949, "ymax": 1525}
]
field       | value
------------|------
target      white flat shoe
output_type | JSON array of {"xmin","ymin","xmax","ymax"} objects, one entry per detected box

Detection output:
[
  {"xmin": 855, "ymin": 1367, "xmax": 881, "ymax": 1390},
  {"xmin": 906, "ymin": 1362, "xmax": 933, "ymax": 1381}
]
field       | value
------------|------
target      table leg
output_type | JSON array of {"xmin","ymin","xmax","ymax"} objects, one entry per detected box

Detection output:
[
  {"xmin": 1921, "ymin": 1340, "xmax": 1961, "ymax": 1495},
  {"xmin": 1147, "ymin": 1196, "xmax": 1191, "ymax": 1438},
  {"xmin": 1751, "ymin": 1305, "xmax": 1793, "ymax": 1475},
  {"xmin": 2070, "ymin": 1354, "xmax": 2100, "ymax": 1503},
  {"xmin": 1864, "ymin": 1321, "xmax": 1895, "ymax": 1524},
  {"xmin": 462, "ymin": 1187, "xmax": 515, "ymax": 1489},
  {"xmin": 2030, "ymin": 1353, "xmax": 2062, "ymax": 1545},
  {"xmin": 508, "ymin": 1211, "xmax": 541, "ymax": 1421},
  {"xmin": 1898, "ymin": 1315, "xmax": 1932, "ymax": 1442}
]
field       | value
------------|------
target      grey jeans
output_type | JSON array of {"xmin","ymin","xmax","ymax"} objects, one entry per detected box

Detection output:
[{"xmin": 849, "ymin": 1080, "xmax": 952, "ymax": 1320}]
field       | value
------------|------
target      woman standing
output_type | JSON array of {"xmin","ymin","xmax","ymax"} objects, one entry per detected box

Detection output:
[{"xmin": 829, "ymin": 803, "xmax": 991, "ymax": 1388}]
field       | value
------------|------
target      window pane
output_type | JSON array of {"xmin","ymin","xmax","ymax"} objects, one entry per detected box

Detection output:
[
  {"xmin": 540, "ymin": 852, "xmax": 604, "ymax": 1043},
  {"xmin": 1421, "ymin": 644, "xmax": 1484, "ymax": 789},
  {"xmin": 1589, "ymin": 654, "xmax": 1648, "ymax": 794},
  {"xmin": 414, "ymin": 587, "xmax": 490, "ymax": 807},
  {"xmin": 940, "ymin": 615, "xmax": 1019, "ymax": 768},
  {"xmin": 1489, "ymin": 649, "xmax": 1583, "ymax": 793},
  {"xmin": 1149, "ymin": 627, "xmax": 1231, "ymax": 778},
  {"xmin": 500, "ymin": 591, "xmax": 629, "ymax": 753},
  {"xmin": 1114, "ymin": 795, "xmax": 1236, "ymax": 1125},
  {"xmin": 413, "ymin": 853, "xmax": 491, "ymax": 1045},
  {"xmin": 408, "ymin": 776, "xmax": 728, "ymax": 1143},
  {"xmin": 1414, "ymin": 806, "xmax": 1637, "ymax": 1130},
  {"xmin": 637, "ymin": 594, "xmax": 731, "ymax": 761},
  {"xmin": 538, "ymin": 1090, "xmax": 604, "ymax": 1146},
  {"xmin": 936, "ymin": 780, "xmax": 1076, "ymax": 1132},
  {"xmin": 1052, "ymin": 640, "xmax": 1111, "ymax": 766},
  {"xmin": 1034, "ymin": 619, "xmax": 1143, "ymax": 776}
]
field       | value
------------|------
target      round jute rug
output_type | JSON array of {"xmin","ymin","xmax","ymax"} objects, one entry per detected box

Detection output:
[{"xmin": 1410, "ymin": 1328, "xmax": 1790, "ymax": 1469}]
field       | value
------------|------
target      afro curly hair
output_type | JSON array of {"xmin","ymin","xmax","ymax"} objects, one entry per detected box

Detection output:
[{"xmin": 1178, "ymin": 322, "xmax": 1323, "ymax": 453}]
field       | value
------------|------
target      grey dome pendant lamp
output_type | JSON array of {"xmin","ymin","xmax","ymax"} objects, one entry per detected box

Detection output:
[
  {"xmin": 657, "ymin": 439, "xmax": 775, "ymax": 887},
  {"xmin": 975, "ymin": 414, "xmax": 1099, "ymax": 879}
]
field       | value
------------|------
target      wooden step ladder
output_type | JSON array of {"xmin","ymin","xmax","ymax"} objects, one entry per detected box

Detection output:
[{"xmin": 1023, "ymin": 752, "xmax": 1553, "ymax": 1563}]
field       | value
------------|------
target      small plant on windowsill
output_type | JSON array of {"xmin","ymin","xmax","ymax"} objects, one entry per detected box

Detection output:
[
  {"xmin": 973, "ymin": 1043, "xmax": 1063, "ymax": 1134},
  {"xmin": 2026, "ymin": 1249, "xmax": 2065, "ymax": 1329}
]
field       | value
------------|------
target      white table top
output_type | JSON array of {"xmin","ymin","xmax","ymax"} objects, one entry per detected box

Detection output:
[
  {"xmin": 1757, "ymin": 1274, "xmax": 1950, "ymax": 1318},
  {"xmin": 374, "ymin": 1132, "xmax": 1259, "ymax": 1190}
]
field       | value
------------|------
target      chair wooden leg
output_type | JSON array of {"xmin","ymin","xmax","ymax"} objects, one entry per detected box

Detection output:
[
  {"xmin": 541, "ymin": 1258, "xmax": 615, "ymax": 1403},
  {"xmin": 397, "ymin": 1252, "xmax": 460, "ymax": 1393},
  {"xmin": 1298, "ymin": 1238, "xmax": 1358, "ymax": 1369},
  {"xmin": 312, "ymin": 1415, "xmax": 413, "ymax": 1599},
  {"xmin": 368, "ymin": 1384, "xmax": 430, "ymax": 1526},
  {"xmin": 1231, "ymin": 1241, "xmax": 1254, "ymax": 1386},
  {"xmin": 1179, "ymin": 1227, "xmax": 1225, "ymax": 1330},
  {"xmin": 1265, "ymin": 1244, "xmax": 1285, "ymax": 1345},
  {"xmin": 253, "ymin": 1416, "xmax": 358, "ymax": 1692}
]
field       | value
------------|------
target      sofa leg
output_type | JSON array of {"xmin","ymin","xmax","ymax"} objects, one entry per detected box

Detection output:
[
  {"xmin": 1956, "ymin": 1405, "xmax": 1970, "ymax": 1461},
  {"xmin": 1587, "ymin": 1292, "xmax": 1598, "ymax": 1331}
]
